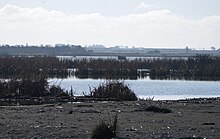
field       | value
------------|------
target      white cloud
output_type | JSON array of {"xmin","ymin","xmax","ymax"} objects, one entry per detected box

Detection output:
[
  {"xmin": 0, "ymin": 4, "xmax": 220, "ymax": 49},
  {"xmin": 137, "ymin": 2, "xmax": 154, "ymax": 10}
]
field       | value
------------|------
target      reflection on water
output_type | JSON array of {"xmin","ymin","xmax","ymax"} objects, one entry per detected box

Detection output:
[{"xmin": 48, "ymin": 76, "xmax": 220, "ymax": 100}]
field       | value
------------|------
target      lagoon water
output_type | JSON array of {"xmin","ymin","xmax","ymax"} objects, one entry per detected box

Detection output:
[{"xmin": 48, "ymin": 77, "xmax": 220, "ymax": 100}]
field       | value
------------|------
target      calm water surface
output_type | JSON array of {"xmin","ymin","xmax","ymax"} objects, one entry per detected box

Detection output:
[{"xmin": 48, "ymin": 77, "xmax": 220, "ymax": 100}]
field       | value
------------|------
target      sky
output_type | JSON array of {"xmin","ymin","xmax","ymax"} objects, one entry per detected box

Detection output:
[{"xmin": 0, "ymin": 0, "xmax": 220, "ymax": 49}]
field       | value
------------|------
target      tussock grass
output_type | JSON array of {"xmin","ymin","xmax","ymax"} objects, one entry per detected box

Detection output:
[
  {"xmin": 91, "ymin": 122, "xmax": 116, "ymax": 139},
  {"xmin": 91, "ymin": 113, "xmax": 118, "ymax": 139}
]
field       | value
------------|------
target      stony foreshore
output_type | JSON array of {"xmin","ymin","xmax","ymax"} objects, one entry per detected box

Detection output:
[{"xmin": 0, "ymin": 98, "xmax": 219, "ymax": 139}]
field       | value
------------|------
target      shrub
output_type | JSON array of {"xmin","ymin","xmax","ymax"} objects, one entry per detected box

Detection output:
[
  {"xmin": 49, "ymin": 85, "xmax": 69, "ymax": 97},
  {"xmin": 90, "ymin": 80, "xmax": 137, "ymax": 101},
  {"xmin": 0, "ymin": 78, "xmax": 69, "ymax": 98},
  {"xmin": 19, "ymin": 78, "xmax": 48, "ymax": 97},
  {"xmin": 2, "ymin": 78, "xmax": 49, "ymax": 98}
]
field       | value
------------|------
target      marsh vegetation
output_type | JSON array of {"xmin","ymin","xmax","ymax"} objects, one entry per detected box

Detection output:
[
  {"xmin": 1, "ymin": 55, "xmax": 220, "ymax": 80},
  {"xmin": 0, "ymin": 55, "xmax": 220, "ymax": 101}
]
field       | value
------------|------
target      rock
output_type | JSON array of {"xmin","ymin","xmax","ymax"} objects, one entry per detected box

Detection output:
[
  {"xmin": 145, "ymin": 106, "xmax": 172, "ymax": 113},
  {"xmin": 189, "ymin": 127, "xmax": 197, "ymax": 131},
  {"xmin": 177, "ymin": 112, "xmax": 183, "ymax": 117},
  {"xmin": 202, "ymin": 122, "xmax": 215, "ymax": 125},
  {"xmin": 56, "ymin": 106, "xmax": 63, "ymax": 109},
  {"xmin": 37, "ymin": 109, "xmax": 45, "ymax": 113},
  {"xmin": 125, "ymin": 126, "xmax": 137, "ymax": 131},
  {"xmin": 81, "ymin": 109, "xmax": 100, "ymax": 113},
  {"xmin": 31, "ymin": 136, "xmax": 40, "ymax": 139},
  {"xmin": 179, "ymin": 137, "xmax": 204, "ymax": 139},
  {"xmin": 75, "ymin": 104, "xmax": 93, "ymax": 107},
  {"xmin": 44, "ymin": 104, "xmax": 55, "ymax": 107}
]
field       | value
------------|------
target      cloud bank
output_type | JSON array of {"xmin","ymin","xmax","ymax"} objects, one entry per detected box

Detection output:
[
  {"xmin": 137, "ymin": 2, "xmax": 155, "ymax": 10},
  {"xmin": 0, "ymin": 4, "xmax": 220, "ymax": 49}
]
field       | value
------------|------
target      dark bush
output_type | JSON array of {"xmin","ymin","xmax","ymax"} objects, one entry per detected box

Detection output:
[
  {"xmin": 0, "ymin": 80, "xmax": 8, "ymax": 97},
  {"xmin": 0, "ymin": 78, "xmax": 49, "ymax": 98},
  {"xmin": 90, "ymin": 80, "xmax": 137, "ymax": 101},
  {"xmin": 49, "ymin": 85, "xmax": 69, "ymax": 97},
  {"xmin": 19, "ymin": 78, "xmax": 48, "ymax": 97},
  {"xmin": 0, "ymin": 78, "xmax": 70, "ymax": 98}
]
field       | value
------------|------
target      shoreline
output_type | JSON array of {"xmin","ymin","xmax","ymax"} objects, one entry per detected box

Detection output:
[
  {"xmin": 0, "ymin": 96, "xmax": 220, "ymax": 106},
  {"xmin": 0, "ymin": 97, "xmax": 219, "ymax": 138},
  {"xmin": 138, "ymin": 95, "xmax": 220, "ymax": 101}
]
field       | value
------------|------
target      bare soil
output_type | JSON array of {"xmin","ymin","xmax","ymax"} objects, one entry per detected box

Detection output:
[{"xmin": 0, "ymin": 98, "xmax": 220, "ymax": 139}]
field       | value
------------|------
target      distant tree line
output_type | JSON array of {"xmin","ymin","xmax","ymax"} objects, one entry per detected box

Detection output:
[{"xmin": 0, "ymin": 45, "xmax": 89, "ymax": 56}]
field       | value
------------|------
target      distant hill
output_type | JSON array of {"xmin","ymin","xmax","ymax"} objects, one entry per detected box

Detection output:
[
  {"xmin": 0, "ymin": 44, "xmax": 89, "ymax": 56},
  {"xmin": 1, "ymin": 44, "xmax": 220, "ymax": 57}
]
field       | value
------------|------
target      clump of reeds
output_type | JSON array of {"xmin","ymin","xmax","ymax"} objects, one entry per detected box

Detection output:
[
  {"xmin": 91, "ymin": 113, "xmax": 118, "ymax": 139},
  {"xmin": 90, "ymin": 80, "xmax": 137, "ymax": 101}
]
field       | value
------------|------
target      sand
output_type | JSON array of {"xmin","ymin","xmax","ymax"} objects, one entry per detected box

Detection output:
[{"xmin": 0, "ymin": 98, "xmax": 220, "ymax": 139}]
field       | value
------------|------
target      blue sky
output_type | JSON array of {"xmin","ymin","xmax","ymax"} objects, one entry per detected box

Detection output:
[{"xmin": 0, "ymin": 0, "xmax": 220, "ymax": 49}]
